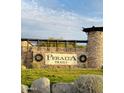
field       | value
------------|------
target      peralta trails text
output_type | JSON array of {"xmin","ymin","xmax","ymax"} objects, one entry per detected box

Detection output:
[{"xmin": 46, "ymin": 54, "xmax": 77, "ymax": 61}]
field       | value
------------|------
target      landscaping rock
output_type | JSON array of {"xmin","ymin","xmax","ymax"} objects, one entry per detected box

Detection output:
[
  {"xmin": 21, "ymin": 84, "xmax": 28, "ymax": 93},
  {"xmin": 30, "ymin": 77, "xmax": 50, "ymax": 93},
  {"xmin": 52, "ymin": 82, "xmax": 77, "ymax": 93},
  {"xmin": 74, "ymin": 75, "xmax": 103, "ymax": 93}
]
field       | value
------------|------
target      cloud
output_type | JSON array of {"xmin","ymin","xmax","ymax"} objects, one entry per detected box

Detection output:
[{"xmin": 21, "ymin": 0, "xmax": 102, "ymax": 40}]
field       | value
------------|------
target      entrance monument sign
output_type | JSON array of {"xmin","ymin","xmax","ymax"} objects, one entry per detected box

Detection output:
[{"xmin": 45, "ymin": 53, "xmax": 77, "ymax": 65}]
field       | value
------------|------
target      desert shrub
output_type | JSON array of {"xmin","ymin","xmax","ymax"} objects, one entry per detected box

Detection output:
[
  {"xmin": 21, "ymin": 65, "xmax": 26, "ymax": 70},
  {"xmin": 74, "ymin": 75, "xmax": 103, "ymax": 93},
  {"xmin": 31, "ymin": 62, "xmax": 41, "ymax": 69}
]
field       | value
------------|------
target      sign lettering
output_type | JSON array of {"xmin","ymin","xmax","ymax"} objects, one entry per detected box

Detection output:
[{"xmin": 45, "ymin": 53, "xmax": 77, "ymax": 65}]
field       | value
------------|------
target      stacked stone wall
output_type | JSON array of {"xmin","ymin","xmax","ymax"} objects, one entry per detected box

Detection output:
[
  {"xmin": 86, "ymin": 31, "xmax": 103, "ymax": 68},
  {"xmin": 21, "ymin": 43, "xmax": 87, "ymax": 68}
]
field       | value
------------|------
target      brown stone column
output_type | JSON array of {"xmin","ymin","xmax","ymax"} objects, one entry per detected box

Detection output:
[{"xmin": 83, "ymin": 26, "xmax": 103, "ymax": 68}]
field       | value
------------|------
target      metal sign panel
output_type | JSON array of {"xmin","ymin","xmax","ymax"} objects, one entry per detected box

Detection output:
[{"xmin": 45, "ymin": 53, "xmax": 77, "ymax": 65}]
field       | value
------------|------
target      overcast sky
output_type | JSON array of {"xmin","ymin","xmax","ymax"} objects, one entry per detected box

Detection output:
[{"xmin": 21, "ymin": 0, "xmax": 103, "ymax": 40}]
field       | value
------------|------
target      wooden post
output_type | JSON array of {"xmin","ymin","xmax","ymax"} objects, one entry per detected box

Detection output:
[
  {"xmin": 38, "ymin": 40, "xmax": 40, "ymax": 46},
  {"xmin": 65, "ymin": 41, "xmax": 67, "ymax": 52},
  {"xmin": 57, "ymin": 41, "xmax": 59, "ymax": 51},
  {"xmin": 74, "ymin": 41, "xmax": 77, "ymax": 52},
  {"xmin": 27, "ymin": 40, "xmax": 29, "ymax": 52},
  {"xmin": 37, "ymin": 40, "xmax": 40, "ymax": 51},
  {"xmin": 56, "ymin": 40, "xmax": 58, "ymax": 51},
  {"xmin": 47, "ymin": 40, "xmax": 49, "ymax": 51}
]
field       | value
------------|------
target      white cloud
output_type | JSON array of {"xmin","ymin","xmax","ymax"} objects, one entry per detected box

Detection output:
[{"xmin": 21, "ymin": 0, "xmax": 102, "ymax": 40}]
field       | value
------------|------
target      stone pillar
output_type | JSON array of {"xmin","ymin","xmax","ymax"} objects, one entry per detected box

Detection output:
[{"xmin": 83, "ymin": 26, "xmax": 103, "ymax": 68}]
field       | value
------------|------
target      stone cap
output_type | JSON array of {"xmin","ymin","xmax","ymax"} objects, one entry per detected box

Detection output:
[
  {"xmin": 21, "ymin": 38, "xmax": 88, "ymax": 43},
  {"xmin": 83, "ymin": 26, "xmax": 103, "ymax": 32}
]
